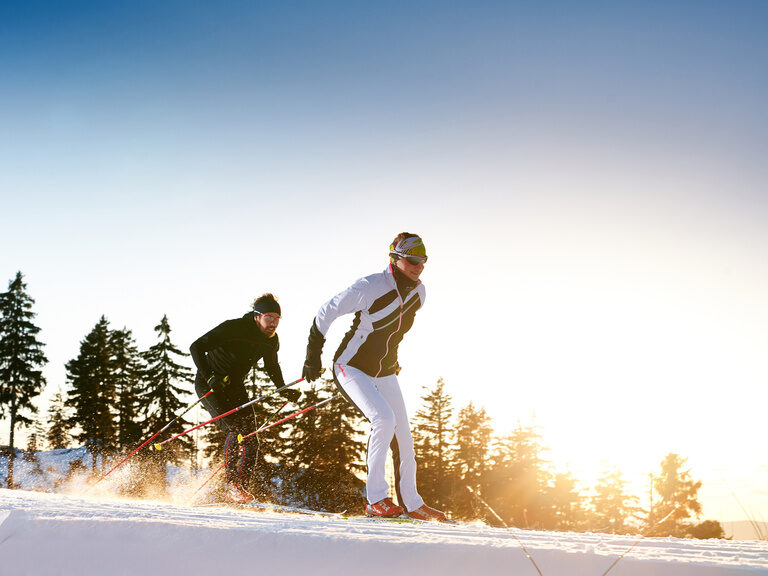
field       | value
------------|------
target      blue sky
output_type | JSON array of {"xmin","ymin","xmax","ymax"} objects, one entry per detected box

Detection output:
[{"xmin": 2, "ymin": 1, "xmax": 768, "ymax": 525}]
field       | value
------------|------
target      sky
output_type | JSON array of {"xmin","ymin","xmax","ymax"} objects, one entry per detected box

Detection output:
[{"xmin": 1, "ymin": 1, "xmax": 767, "ymax": 524}]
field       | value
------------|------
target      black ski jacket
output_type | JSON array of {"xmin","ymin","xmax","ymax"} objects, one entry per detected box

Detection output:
[{"xmin": 190, "ymin": 312, "xmax": 285, "ymax": 388}]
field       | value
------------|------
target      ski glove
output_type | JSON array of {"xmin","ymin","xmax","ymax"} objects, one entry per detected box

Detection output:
[
  {"xmin": 280, "ymin": 387, "xmax": 302, "ymax": 404},
  {"xmin": 303, "ymin": 319, "xmax": 325, "ymax": 383},
  {"xmin": 302, "ymin": 363, "xmax": 323, "ymax": 383}
]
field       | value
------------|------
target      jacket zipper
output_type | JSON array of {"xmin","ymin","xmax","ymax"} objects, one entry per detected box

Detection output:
[{"xmin": 375, "ymin": 268, "xmax": 404, "ymax": 378}]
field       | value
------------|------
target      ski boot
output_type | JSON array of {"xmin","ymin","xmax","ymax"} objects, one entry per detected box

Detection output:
[
  {"xmin": 366, "ymin": 497, "xmax": 404, "ymax": 518},
  {"xmin": 226, "ymin": 481, "xmax": 255, "ymax": 504},
  {"xmin": 408, "ymin": 504, "xmax": 448, "ymax": 522}
]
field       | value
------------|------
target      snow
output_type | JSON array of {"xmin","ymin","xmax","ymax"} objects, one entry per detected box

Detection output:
[
  {"xmin": 1, "ymin": 488, "xmax": 767, "ymax": 576},
  {"xmin": 3, "ymin": 449, "xmax": 768, "ymax": 575}
]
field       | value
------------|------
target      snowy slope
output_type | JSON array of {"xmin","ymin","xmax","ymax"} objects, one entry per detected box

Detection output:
[{"xmin": 1, "ymin": 489, "xmax": 767, "ymax": 576}]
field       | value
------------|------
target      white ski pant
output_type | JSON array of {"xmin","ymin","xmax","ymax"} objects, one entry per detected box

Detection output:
[{"xmin": 334, "ymin": 363, "xmax": 424, "ymax": 512}]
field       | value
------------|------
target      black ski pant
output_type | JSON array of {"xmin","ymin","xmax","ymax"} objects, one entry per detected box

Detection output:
[{"xmin": 195, "ymin": 371, "xmax": 258, "ymax": 487}]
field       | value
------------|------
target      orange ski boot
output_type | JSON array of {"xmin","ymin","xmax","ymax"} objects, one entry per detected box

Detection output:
[{"xmin": 366, "ymin": 497, "xmax": 405, "ymax": 518}]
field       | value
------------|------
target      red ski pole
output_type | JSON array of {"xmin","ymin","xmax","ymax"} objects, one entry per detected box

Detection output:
[
  {"xmin": 91, "ymin": 383, "xmax": 220, "ymax": 488},
  {"xmin": 189, "ymin": 394, "xmax": 340, "ymax": 502},
  {"xmin": 154, "ymin": 376, "xmax": 307, "ymax": 451},
  {"xmin": 238, "ymin": 394, "xmax": 340, "ymax": 443}
]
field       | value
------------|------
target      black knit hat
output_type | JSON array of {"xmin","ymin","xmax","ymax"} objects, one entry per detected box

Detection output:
[{"xmin": 253, "ymin": 293, "xmax": 281, "ymax": 316}]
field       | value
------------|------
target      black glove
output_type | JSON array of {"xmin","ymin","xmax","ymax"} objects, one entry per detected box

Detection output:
[
  {"xmin": 303, "ymin": 320, "xmax": 325, "ymax": 383},
  {"xmin": 302, "ymin": 363, "xmax": 323, "ymax": 383},
  {"xmin": 280, "ymin": 387, "xmax": 302, "ymax": 403},
  {"xmin": 206, "ymin": 373, "xmax": 230, "ymax": 387}
]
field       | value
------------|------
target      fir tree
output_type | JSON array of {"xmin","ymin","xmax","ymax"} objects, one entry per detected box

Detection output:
[
  {"xmin": 111, "ymin": 328, "xmax": 144, "ymax": 452},
  {"xmin": 453, "ymin": 401, "xmax": 494, "ymax": 520},
  {"xmin": 65, "ymin": 316, "xmax": 117, "ymax": 475},
  {"xmin": 141, "ymin": 316, "xmax": 194, "ymax": 458},
  {"xmin": 488, "ymin": 423, "xmax": 552, "ymax": 528},
  {"xmin": 284, "ymin": 378, "xmax": 365, "ymax": 511},
  {"xmin": 24, "ymin": 417, "xmax": 44, "ymax": 453},
  {"xmin": 548, "ymin": 471, "xmax": 586, "ymax": 531},
  {"xmin": 45, "ymin": 388, "xmax": 69, "ymax": 450},
  {"xmin": 140, "ymin": 315, "xmax": 195, "ymax": 493},
  {"xmin": 589, "ymin": 467, "xmax": 639, "ymax": 534},
  {"xmin": 650, "ymin": 452, "xmax": 703, "ymax": 537},
  {"xmin": 24, "ymin": 418, "xmax": 45, "ymax": 483},
  {"xmin": 411, "ymin": 378, "xmax": 456, "ymax": 511},
  {"xmin": 0, "ymin": 272, "xmax": 48, "ymax": 488}
]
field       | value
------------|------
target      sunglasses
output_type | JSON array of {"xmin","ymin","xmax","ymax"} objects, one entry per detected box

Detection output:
[
  {"xmin": 261, "ymin": 314, "xmax": 281, "ymax": 323},
  {"xmin": 403, "ymin": 255, "xmax": 428, "ymax": 265}
]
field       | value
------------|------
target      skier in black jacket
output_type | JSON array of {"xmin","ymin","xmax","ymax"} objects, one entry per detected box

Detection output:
[{"xmin": 190, "ymin": 293, "xmax": 299, "ymax": 502}]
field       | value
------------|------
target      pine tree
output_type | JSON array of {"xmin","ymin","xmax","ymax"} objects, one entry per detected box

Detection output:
[
  {"xmin": 549, "ymin": 471, "xmax": 586, "ymax": 531},
  {"xmin": 453, "ymin": 401, "xmax": 494, "ymax": 520},
  {"xmin": 24, "ymin": 418, "xmax": 45, "ymax": 483},
  {"xmin": 64, "ymin": 316, "xmax": 118, "ymax": 475},
  {"xmin": 411, "ymin": 378, "xmax": 456, "ymax": 511},
  {"xmin": 589, "ymin": 467, "xmax": 639, "ymax": 534},
  {"xmin": 111, "ymin": 328, "xmax": 144, "ymax": 452},
  {"xmin": 488, "ymin": 423, "xmax": 552, "ymax": 528},
  {"xmin": 650, "ymin": 453, "xmax": 703, "ymax": 537},
  {"xmin": 45, "ymin": 389, "xmax": 69, "ymax": 450},
  {"xmin": 284, "ymin": 378, "xmax": 365, "ymax": 511},
  {"xmin": 140, "ymin": 315, "xmax": 195, "ymax": 493},
  {"xmin": 0, "ymin": 272, "xmax": 48, "ymax": 488}
]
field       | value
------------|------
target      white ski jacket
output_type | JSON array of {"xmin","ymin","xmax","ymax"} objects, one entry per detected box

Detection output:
[{"xmin": 314, "ymin": 264, "xmax": 425, "ymax": 378}]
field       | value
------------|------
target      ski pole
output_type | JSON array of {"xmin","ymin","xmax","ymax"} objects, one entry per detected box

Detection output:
[
  {"xmin": 257, "ymin": 400, "xmax": 289, "ymax": 431},
  {"xmin": 91, "ymin": 380, "xmax": 223, "ymax": 487},
  {"xmin": 153, "ymin": 375, "xmax": 308, "ymax": 451},
  {"xmin": 466, "ymin": 486, "xmax": 544, "ymax": 576},
  {"xmin": 599, "ymin": 505, "xmax": 679, "ymax": 576},
  {"xmin": 238, "ymin": 394, "xmax": 340, "ymax": 443},
  {"xmin": 191, "ymin": 461, "xmax": 226, "ymax": 501},
  {"xmin": 189, "ymin": 402, "xmax": 280, "ymax": 502},
  {"xmin": 190, "ymin": 394, "xmax": 338, "ymax": 502}
]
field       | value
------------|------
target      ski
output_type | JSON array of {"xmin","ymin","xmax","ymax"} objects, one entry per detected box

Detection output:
[
  {"xmin": 362, "ymin": 514, "xmax": 425, "ymax": 525},
  {"xmin": 195, "ymin": 501, "xmax": 457, "ymax": 524},
  {"xmin": 196, "ymin": 500, "xmax": 344, "ymax": 518}
]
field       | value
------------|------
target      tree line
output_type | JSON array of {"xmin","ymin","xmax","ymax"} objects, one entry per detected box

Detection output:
[
  {"xmin": 409, "ymin": 377, "xmax": 723, "ymax": 538},
  {"xmin": 1, "ymin": 271, "xmax": 725, "ymax": 537},
  {"xmin": 0, "ymin": 271, "xmax": 366, "ymax": 508}
]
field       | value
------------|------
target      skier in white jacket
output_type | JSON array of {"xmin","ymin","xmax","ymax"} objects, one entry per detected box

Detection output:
[{"xmin": 302, "ymin": 232, "xmax": 447, "ymax": 521}]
